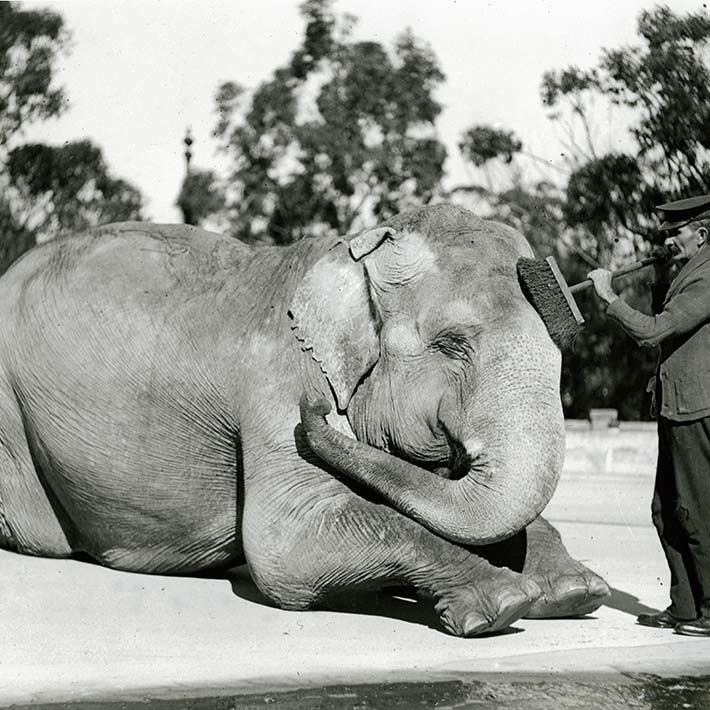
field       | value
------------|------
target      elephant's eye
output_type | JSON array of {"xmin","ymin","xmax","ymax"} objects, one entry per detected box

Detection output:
[{"xmin": 431, "ymin": 328, "xmax": 474, "ymax": 361}]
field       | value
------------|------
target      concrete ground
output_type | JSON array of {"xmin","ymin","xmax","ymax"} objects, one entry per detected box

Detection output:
[{"xmin": 1, "ymin": 423, "xmax": 709, "ymax": 705}]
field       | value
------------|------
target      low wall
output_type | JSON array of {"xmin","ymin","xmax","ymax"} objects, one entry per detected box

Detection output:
[
  {"xmin": 564, "ymin": 420, "xmax": 657, "ymax": 479},
  {"xmin": 546, "ymin": 420, "xmax": 658, "ymax": 527}
]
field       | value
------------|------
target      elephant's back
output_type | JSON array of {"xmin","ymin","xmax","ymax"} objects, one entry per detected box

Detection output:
[
  {"xmin": 1, "ymin": 222, "xmax": 249, "ymax": 313},
  {"xmin": 0, "ymin": 223, "xmax": 254, "ymax": 369}
]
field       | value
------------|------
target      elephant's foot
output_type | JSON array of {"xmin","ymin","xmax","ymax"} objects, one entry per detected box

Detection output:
[
  {"xmin": 524, "ymin": 564, "xmax": 610, "ymax": 619},
  {"xmin": 521, "ymin": 520, "xmax": 610, "ymax": 619},
  {"xmin": 433, "ymin": 572, "xmax": 542, "ymax": 637}
]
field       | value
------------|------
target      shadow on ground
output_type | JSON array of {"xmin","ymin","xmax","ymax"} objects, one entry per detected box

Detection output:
[
  {"xmin": 605, "ymin": 587, "xmax": 659, "ymax": 617},
  {"xmin": 222, "ymin": 566, "xmax": 578, "ymax": 637},
  {"xmin": 223, "ymin": 565, "xmax": 447, "ymax": 633}
]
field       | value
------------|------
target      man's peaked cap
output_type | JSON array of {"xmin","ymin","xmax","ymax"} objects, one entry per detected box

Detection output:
[{"xmin": 656, "ymin": 194, "xmax": 710, "ymax": 231}]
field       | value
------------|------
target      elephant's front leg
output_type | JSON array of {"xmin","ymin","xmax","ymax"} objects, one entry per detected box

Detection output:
[
  {"xmin": 242, "ymin": 461, "xmax": 541, "ymax": 637},
  {"xmin": 476, "ymin": 517, "xmax": 610, "ymax": 618}
]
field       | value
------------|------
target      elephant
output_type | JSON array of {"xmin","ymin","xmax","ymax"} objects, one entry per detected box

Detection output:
[{"xmin": 0, "ymin": 203, "xmax": 609, "ymax": 636}]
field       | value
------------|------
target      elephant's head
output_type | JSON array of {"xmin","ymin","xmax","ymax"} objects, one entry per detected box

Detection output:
[{"xmin": 290, "ymin": 204, "xmax": 564, "ymax": 545}]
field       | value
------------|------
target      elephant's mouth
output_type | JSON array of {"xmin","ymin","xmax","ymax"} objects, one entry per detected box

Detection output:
[
  {"xmin": 394, "ymin": 419, "xmax": 482, "ymax": 481},
  {"xmin": 421, "ymin": 434, "xmax": 473, "ymax": 481}
]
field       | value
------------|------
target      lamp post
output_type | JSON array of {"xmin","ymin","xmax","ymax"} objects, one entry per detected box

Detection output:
[
  {"xmin": 180, "ymin": 128, "xmax": 195, "ymax": 224},
  {"xmin": 183, "ymin": 128, "xmax": 193, "ymax": 175}
]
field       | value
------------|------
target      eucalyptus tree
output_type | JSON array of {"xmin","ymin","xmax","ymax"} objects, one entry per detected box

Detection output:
[
  {"xmin": 455, "ymin": 5, "xmax": 710, "ymax": 419},
  {"xmin": 0, "ymin": 3, "xmax": 143, "ymax": 274},
  {"xmin": 212, "ymin": 0, "xmax": 447, "ymax": 243}
]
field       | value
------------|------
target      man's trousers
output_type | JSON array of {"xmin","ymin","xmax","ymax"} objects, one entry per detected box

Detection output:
[{"xmin": 653, "ymin": 415, "xmax": 710, "ymax": 619}]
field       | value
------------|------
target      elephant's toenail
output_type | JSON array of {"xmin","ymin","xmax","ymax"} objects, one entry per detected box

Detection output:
[
  {"xmin": 523, "ymin": 580, "xmax": 542, "ymax": 600},
  {"xmin": 463, "ymin": 615, "xmax": 488, "ymax": 636}
]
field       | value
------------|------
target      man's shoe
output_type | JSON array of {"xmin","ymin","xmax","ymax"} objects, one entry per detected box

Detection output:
[
  {"xmin": 674, "ymin": 616, "xmax": 710, "ymax": 637},
  {"xmin": 637, "ymin": 609, "xmax": 689, "ymax": 628}
]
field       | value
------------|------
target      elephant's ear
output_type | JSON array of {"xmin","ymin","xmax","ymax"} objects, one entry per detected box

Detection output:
[
  {"xmin": 349, "ymin": 226, "xmax": 393, "ymax": 260},
  {"xmin": 290, "ymin": 241, "xmax": 380, "ymax": 410}
]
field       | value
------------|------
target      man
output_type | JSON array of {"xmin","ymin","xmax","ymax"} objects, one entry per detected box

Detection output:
[{"xmin": 588, "ymin": 194, "xmax": 710, "ymax": 637}]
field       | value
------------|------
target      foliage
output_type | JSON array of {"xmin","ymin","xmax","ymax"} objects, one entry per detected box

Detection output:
[
  {"xmin": 542, "ymin": 4, "xmax": 710, "ymax": 245},
  {"xmin": 212, "ymin": 0, "xmax": 447, "ymax": 244},
  {"xmin": 459, "ymin": 126, "xmax": 522, "ymax": 167},
  {"xmin": 7, "ymin": 141, "xmax": 143, "ymax": 236},
  {"xmin": 176, "ymin": 169, "xmax": 225, "ymax": 226},
  {"xmin": 0, "ymin": 3, "xmax": 143, "ymax": 275},
  {"xmin": 544, "ymin": 4, "xmax": 710, "ymax": 419},
  {"xmin": 457, "ymin": 5, "xmax": 710, "ymax": 419},
  {"xmin": 0, "ymin": 2, "xmax": 67, "ymax": 147},
  {"xmin": 0, "ymin": 198, "xmax": 33, "ymax": 276}
]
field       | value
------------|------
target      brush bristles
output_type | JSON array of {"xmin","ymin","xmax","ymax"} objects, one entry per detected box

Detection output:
[{"xmin": 517, "ymin": 258, "xmax": 584, "ymax": 351}]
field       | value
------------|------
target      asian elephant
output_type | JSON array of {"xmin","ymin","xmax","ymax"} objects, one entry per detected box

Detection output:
[{"xmin": 0, "ymin": 203, "xmax": 609, "ymax": 636}]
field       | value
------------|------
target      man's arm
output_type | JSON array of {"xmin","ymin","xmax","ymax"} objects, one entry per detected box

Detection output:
[{"xmin": 603, "ymin": 273, "xmax": 710, "ymax": 347}]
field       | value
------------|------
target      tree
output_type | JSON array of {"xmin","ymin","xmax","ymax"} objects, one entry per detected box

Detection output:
[
  {"xmin": 0, "ymin": 3, "xmax": 144, "ymax": 275},
  {"xmin": 212, "ymin": 0, "xmax": 447, "ymax": 244},
  {"xmin": 0, "ymin": 2, "xmax": 66, "ymax": 147},
  {"xmin": 542, "ymin": 5, "xmax": 710, "ymax": 419},
  {"xmin": 456, "ymin": 5, "xmax": 710, "ymax": 420},
  {"xmin": 459, "ymin": 126, "xmax": 523, "ymax": 168},
  {"xmin": 541, "ymin": 5, "xmax": 710, "ymax": 250},
  {"xmin": 7, "ymin": 141, "xmax": 143, "ymax": 235},
  {"xmin": 176, "ymin": 169, "xmax": 224, "ymax": 227},
  {"xmin": 454, "ymin": 126, "xmax": 570, "ymax": 259}
]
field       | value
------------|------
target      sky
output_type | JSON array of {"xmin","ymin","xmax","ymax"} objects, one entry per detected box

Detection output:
[{"xmin": 22, "ymin": 0, "xmax": 708, "ymax": 223}]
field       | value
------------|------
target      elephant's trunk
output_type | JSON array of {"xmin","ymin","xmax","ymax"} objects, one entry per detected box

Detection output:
[
  {"xmin": 459, "ymin": 429, "xmax": 562, "ymax": 541},
  {"xmin": 299, "ymin": 317, "xmax": 565, "ymax": 546},
  {"xmin": 435, "ymin": 325, "xmax": 565, "ymax": 543}
]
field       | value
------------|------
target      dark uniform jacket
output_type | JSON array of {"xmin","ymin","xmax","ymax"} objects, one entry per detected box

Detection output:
[{"xmin": 606, "ymin": 245, "xmax": 710, "ymax": 422}]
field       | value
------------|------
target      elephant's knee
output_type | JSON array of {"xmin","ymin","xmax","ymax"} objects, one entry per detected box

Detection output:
[
  {"xmin": 243, "ymin": 524, "xmax": 320, "ymax": 610},
  {"xmin": 256, "ymin": 566, "xmax": 320, "ymax": 611},
  {"xmin": 257, "ymin": 573, "xmax": 318, "ymax": 611}
]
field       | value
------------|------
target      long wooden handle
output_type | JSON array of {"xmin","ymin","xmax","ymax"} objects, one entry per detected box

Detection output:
[{"xmin": 569, "ymin": 256, "xmax": 661, "ymax": 295}]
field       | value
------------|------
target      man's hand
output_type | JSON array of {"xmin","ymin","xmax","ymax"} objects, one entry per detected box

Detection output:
[
  {"xmin": 587, "ymin": 269, "xmax": 619, "ymax": 305},
  {"xmin": 651, "ymin": 245, "xmax": 674, "ymax": 280},
  {"xmin": 650, "ymin": 244, "xmax": 675, "ymax": 262}
]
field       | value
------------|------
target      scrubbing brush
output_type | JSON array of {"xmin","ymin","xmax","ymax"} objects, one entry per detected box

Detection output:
[{"xmin": 517, "ymin": 246, "xmax": 674, "ymax": 351}]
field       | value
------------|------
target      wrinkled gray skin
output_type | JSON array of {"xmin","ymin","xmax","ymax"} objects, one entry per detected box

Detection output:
[{"xmin": 0, "ymin": 204, "xmax": 609, "ymax": 636}]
